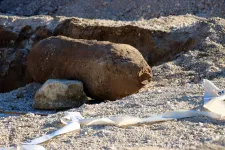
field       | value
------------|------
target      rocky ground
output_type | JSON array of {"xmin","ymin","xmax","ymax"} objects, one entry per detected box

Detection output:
[
  {"xmin": 0, "ymin": 79, "xmax": 225, "ymax": 150},
  {"xmin": 0, "ymin": 1, "xmax": 225, "ymax": 150},
  {"xmin": 0, "ymin": 0, "xmax": 225, "ymax": 20}
]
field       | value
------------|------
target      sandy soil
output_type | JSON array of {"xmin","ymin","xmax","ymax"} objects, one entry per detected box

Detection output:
[
  {"xmin": 0, "ymin": 9, "xmax": 224, "ymax": 150},
  {"xmin": 0, "ymin": 78, "xmax": 224, "ymax": 150}
]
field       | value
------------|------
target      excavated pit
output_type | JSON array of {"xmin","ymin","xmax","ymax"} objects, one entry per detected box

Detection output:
[
  {"xmin": 0, "ymin": 15, "xmax": 221, "ymax": 93},
  {"xmin": 54, "ymin": 18, "xmax": 196, "ymax": 66}
]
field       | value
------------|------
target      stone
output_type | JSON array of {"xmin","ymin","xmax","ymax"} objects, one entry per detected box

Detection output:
[
  {"xmin": 34, "ymin": 79, "xmax": 88, "ymax": 109},
  {"xmin": 27, "ymin": 36, "xmax": 152, "ymax": 100}
]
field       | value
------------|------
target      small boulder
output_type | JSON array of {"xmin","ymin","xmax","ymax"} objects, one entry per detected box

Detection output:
[
  {"xmin": 27, "ymin": 36, "xmax": 152, "ymax": 100},
  {"xmin": 34, "ymin": 79, "xmax": 88, "ymax": 110}
]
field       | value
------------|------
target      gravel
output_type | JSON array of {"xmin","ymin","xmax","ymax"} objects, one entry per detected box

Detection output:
[
  {"xmin": 0, "ymin": 83, "xmax": 55, "ymax": 116},
  {"xmin": 0, "ymin": 9, "xmax": 224, "ymax": 150},
  {"xmin": 0, "ymin": 0, "xmax": 225, "ymax": 20},
  {"xmin": 0, "ymin": 78, "xmax": 224, "ymax": 149}
]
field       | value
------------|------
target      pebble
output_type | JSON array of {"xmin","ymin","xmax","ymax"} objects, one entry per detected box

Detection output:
[{"xmin": 198, "ymin": 122, "xmax": 204, "ymax": 126}]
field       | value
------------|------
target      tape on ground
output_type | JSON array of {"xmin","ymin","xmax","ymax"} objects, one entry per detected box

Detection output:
[
  {"xmin": 1, "ymin": 79, "xmax": 224, "ymax": 149},
  {"xmin": 0, "ymin": 145, "xmax": 45, "ymax": 150}
]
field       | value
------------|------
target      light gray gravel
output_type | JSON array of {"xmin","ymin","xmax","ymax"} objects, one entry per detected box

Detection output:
[
  {"xmin": 1, "ymin": 0, "xmax": 225, "ymax": 20},
  {"xmin": 0, "ymin": 13, "xmax": 224, "ymax": 150},
  {"xmin": 0, "ymin": 83, "xmax": 55, "ymax": 115},
  {"xmin": 0, "ymin": 78, "xmax": 224, "ymax": 149}
]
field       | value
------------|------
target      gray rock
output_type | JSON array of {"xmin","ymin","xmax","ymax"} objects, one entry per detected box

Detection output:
[{"xmin": 33, "ymin": 79, "xmax": 88, "ymax": 110}]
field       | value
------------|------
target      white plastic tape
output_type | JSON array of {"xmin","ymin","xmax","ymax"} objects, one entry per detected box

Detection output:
[
  {"xmin": 24, "ymin": 79, "xmax": 225, "ymax": 146},
  {"xmin": 0, "ymin": 145, "xmax": 45, "ymax": 150},
  {"xmin": 1, "ymin": 79, "xmax": 224, "ymax": 150},
  {"xmin": 203, "ymin": 79, "xmax": 225, "ymax": 117},
  {"xmin": 204, "ymin": 94, "xmax": 225, "ymax": 117},
  {"xmin": 203, "ymin": 79, "xmax": 224, "ymax": 103},
  {"xmin": 24, "ymin": 112, "xmax": 83, "ymax": 145},
  {"xmin": 23, "ymin": 110, "xmax": 223, "ymax": 146}
]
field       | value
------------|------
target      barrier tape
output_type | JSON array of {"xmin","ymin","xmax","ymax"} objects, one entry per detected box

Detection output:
[
  {"xmin": 1, "ymin": 79, "xmax": 225, "ymax": 150},
  {"xmin": 0, "ymin": 145, "xmax": 45, "ymax": 150}
]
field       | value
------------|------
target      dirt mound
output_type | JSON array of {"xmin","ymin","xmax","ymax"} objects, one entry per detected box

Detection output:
[
  {"xmin": 54, "ymin": 18, "xmax": 195, "ymax": 66},
  {"xmin": 151, "ymin": 18, "xmax": 225, "ymax": 86}
]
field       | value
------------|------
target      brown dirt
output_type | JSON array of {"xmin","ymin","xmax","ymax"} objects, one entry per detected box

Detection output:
[{"xmin": 54, "ymin": 18, "xmax": 195, "ymax": 66}]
